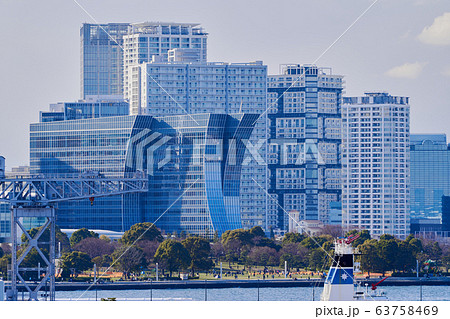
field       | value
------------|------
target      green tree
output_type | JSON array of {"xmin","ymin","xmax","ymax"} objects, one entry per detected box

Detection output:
[
  {"xmin": 221, "ymin": 229, "xmax": 253, "ymax": 263},
  {"xmin": 359, "ymin": 239, "xmax": 382, "ymax": 276},
  {"xmin": 182, "ymin": 236, "xmax": 213, "ymax": 275},
  {"xmin": 396, "ymin": 241, "xmax": 416, "ymax": 272},
  {"xmin": 308, "ymin": 248, "xmax": 327, "ymax": 271},
  {"xmin": 70, "ymin": 228, "xmax": 99, "ymax": 247},
  {"xmin": 408, "ymin": 238, "xmax": 423, "ymax": 257},
  {"xmin": 282, "ymin": 232, "xmax": 306, "ymax": 245},
  {"xmin": 61, "ymin": 251, "xmax": 93, "ymax": 277},
  {"xmin": 378, "ymin": 238, "xmax": 399, "ymax": 275},
  {"xmin": 279, "ymin": 243, "xmax": 308, "ymax": 269},
  {"xmin": 154, "ymin": 239, "xmax": 191, "ymax": 277},
  {"xmin": 249, "ymin": 226, "xmax": 265, "ymax": 238},
  {"xmin": 112, "ymin": 245, "xmax": 146, "ymax": 279},
  {"xmin": 221, "ymin": 229, "xmax": 253, "ymax": 246},
  {"xmin": 425, "ymin": 241, "xmax": 442, "ymax": 261},
  {"xmin": 19, "ymin": 247, "xmax": 48, "ymax": 280},
  {"xmin": 300, "ymin": 235, "xmax": 331, "ymax": 250},
  {"xmin": 121, "ymin": 222, "xmax": 163, "ymax": 245},
  {"xmin": 21, "ymin": 225, "xmax": 70, "ymax": 253},
  {"xmin": 379, "ymin": 234, "xmax": 396, "ymax": 241},
  {"xmin": 0, "ymin": 254, "xmax": 11, "ymax": 276}
]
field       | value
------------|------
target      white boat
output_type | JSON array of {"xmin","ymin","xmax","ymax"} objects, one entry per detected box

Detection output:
[{"xmin": 320, "ymin": 235, "xmax": 388, "ymax": 301}]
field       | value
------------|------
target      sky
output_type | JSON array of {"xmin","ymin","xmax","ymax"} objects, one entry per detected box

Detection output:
[{"xmin": 0, "ymin": 0, "xmax": 449, "ymax": 170}]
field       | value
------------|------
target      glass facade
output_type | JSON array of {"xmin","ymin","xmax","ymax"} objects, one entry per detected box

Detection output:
[
  {"xmin": 81, "ymin": 23, "xmax": 130, "ymax": 98},
  {"xmin": 267, "ymin": 65, "xmax": 343, "ymax": 231},
  {"xmin": 0, "ymin": 202, "xmax": 11, "ymax": 243},
  {"xmin": 410, "ymin": 134, "xmax": 450, "ymax": 220},
  {"xmin": 29, "ymin": 113, "xmax": 258, "ymax": 236},
  {"xmin": 131, "ymin": 61, "xmax": 269, "ymax": 230},
  {"xmin": 41, "ymin": 97, "xmax": 129, "ymax": 123}
]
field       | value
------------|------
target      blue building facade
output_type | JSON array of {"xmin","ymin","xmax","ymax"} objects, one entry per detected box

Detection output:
[
  {"xmin": 40, "ymin": 96, "xmax": 129, "ymax": 123},
  {"xmin": 81, "ymin": 23, "xmax": 130, "ymax": 98},
  {"xmin": 410, "ymin": 134, "xmax": 450, "ymax": 220},
  {"xmin": 29, "ymin": 113, "xmax": 258, "ymax": 236}
]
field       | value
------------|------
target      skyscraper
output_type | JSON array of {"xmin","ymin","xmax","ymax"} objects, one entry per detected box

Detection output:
[
  {"xmin": 80, "ymin": 23, "xmax": 130, "ymax": 98},
  {"xmin": 123, "ymin": 22, "xmax": 208, "ymax": 101},
  {"xmin": 267, "ymin": 65, "xmax": 343, "ymax": 231},
  {"xmin": 342, "ymin": 92, "xmax": 410, "ymax": 239},
  {"xmin": 129, "ymin": 61, "xmax": 269, "ymax": 230},
  {"xmin": 410, "ymin": 134, "xmax": 450, "ymax": 220}
]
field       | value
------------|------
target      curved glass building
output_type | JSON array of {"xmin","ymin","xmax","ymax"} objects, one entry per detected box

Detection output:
[{"xmin": 30, "ymin": 113, "xmax": 258, "ymax": 236}]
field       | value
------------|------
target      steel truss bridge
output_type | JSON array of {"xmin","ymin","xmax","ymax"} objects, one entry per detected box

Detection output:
[{"xmin": 0, "ymin": 177, "xmax": 148, "ymax": 301}]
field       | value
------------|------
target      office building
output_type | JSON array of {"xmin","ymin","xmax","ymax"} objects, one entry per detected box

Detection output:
[
  {"xmin": 81, "ymin": 23, "xmax": 130, "ymax": 98},
  {"xmin": 123, "ymin": 22, "xmax": 208, "ymax": 100},
  {"xmin": 342, "ymin": 92, "xmax": 410, "ymax": 239},
  {"xmin": 442, "ymin": 196, "xmax": 450, "ymax": 233},
  {"xmin": 0, "ymin": 202, "xmax": 10, "ymax": 243},
  {"xmin": 0, "ymin": 156, "xmax": 4, "ymax": 178},
  {"xmin": 40, "ymin": 96, "xmax": 129, "ymax": 123},
  {"xmin": 329, "ymin": 201, "xmax": 342, "ymax": 225},
  {"xmin": 129, "ymin": 61, "xmax": 269, "ymax": 229},
  {"xmin": 410, "ymin": 134, "xmax": 450, "ymax": 220},
  {"xmin": 267, "ymin": 65, "xmax": 344, "ymax": 231},
  {"xmin": 30, "ymin": 113, "xmax": 258, "ymax": 236}
]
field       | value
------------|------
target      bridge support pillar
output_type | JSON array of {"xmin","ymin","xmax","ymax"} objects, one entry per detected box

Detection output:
[{"xmin": 9, "ymin": 206, "xmax": 55, "ymax": 301}]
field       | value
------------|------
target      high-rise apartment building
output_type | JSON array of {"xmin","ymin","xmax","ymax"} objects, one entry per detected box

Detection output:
[
  {"xmin": 410, "ymin": 134, "xmax": 450, "ymax": 220},
  {"xmin": 123, "ymin": 22, "xmax": 208, "ymax": 101},
  {"xmin": 129, "ymin": 61, "xmax": 269, "ymax": 229},
  {"xmin": 342, "ymin": 92, "xmax": 410, "ymax": 239},
  {"xmin": 81, "ymin": 23, "xmax": 130, "ymax": 98},
  {"xmin": 267, "ymin": 65, "xmax": 343, "ymax": 231}
]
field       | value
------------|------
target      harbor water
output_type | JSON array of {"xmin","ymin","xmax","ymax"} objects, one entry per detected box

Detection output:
[{"xmin": 54, "ymin": 285, "xmax": 450, "ymax": 301}]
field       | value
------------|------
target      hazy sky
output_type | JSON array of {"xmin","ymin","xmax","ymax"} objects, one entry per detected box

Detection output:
[{"xmin": 0, "ymin": 0, "xmax": 449, "ymax": 169}]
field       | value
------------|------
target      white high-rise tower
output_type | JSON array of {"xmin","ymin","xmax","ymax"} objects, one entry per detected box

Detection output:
[{"xmin": 342, "ymin": 92, "xmax": 410, "ymax": 239}]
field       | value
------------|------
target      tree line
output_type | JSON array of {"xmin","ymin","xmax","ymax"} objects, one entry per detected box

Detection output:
[{"xmin": 1, "ymin": 224, "xmax": 449, "ymax": 280}]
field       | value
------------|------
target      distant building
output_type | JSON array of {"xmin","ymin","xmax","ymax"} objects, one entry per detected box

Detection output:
[
  {"xmin": 298, "ymin": 220, "xmax": 324, "ymax": 236},
  {"xmin": 0, "ymin": 202, "xmax": 10, "ymax": 243},
  {"xmin": 0, "ymin": 156, "xmax": 4, "ymax": 179},
  {"xmin": 342, "ymin": 92, "xmax": 410, "ymax": 240},
  {"xmin": 267, "ymin": 65, "xmax": 343, "ymax": 231},
  {"xmin": 40, "ymin": 95, "xmax": 128, "ymax": 123},
  {"xmin": 410, "ymin": 134, "xmax": 450, "ymax": 220},
  {"xmin": 329, "ymin": 201, "xmax": 342, "ymax": 225},
  {"xmin": 81, "ymin": 23, "xmax": 130, "ymax": 98},
  {"xmin": 5, "ymin": 165, "xmax": 30, "ymax": 178},
  {"xmin": 288, "ymin": 210, "xmax": 301, "ymax": 233},
  {"xmin": 123, "ymin": 22, "xmax": 208, "ymax": 100},
  {"xmin": 442, "ymin": 196, "xmax": 450, "ymax": 233}
]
